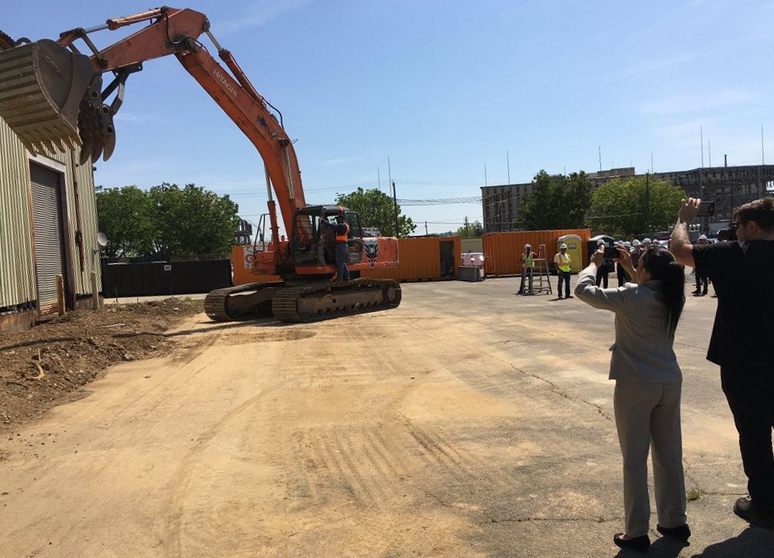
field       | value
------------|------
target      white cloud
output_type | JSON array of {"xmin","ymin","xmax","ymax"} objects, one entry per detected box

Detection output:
[{"xmin": 216, "ymin": 0, "xmax": 310, "ymax": 36}]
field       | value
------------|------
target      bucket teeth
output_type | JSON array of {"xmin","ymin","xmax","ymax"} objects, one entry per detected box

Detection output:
[{"xmin": 0, "ymin": 39, "xmax": 94, "ymax": 155}]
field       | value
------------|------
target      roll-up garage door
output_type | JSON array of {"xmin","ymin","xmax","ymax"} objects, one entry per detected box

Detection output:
[{"xmin": 30, "ymin": 163, "xmax": 66, "ymax": 314}]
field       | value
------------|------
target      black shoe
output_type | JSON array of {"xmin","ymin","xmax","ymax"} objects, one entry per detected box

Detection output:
[
  {"xmin": 557, "ymin": 296, "xmax": 563, "ymax": 300},
  {"xmin": 657, "ymin": 523, "xmax": 691, "ymax": 541},
  {"xmin": 691, "ymin": 290, "xmax": 701, "ymax": 295},
  {"xmin": 613, "ymin": 533, "xmax": 650, "ymax": 552},
  {"xmin": 734, "ymin": 496, "xmax": 774, "ymax": 528}
]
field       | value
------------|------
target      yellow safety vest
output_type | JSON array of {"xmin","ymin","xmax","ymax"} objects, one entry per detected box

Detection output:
[
  {"xmin": 555, "ymin": 252, "xmax": 571, "ymax": 272},
  {"xmin": 523, "ymin": 253, "xmax": 534, "ymax": 268}
]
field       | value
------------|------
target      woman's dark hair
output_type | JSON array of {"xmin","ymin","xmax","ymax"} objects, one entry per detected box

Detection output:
[{"xmin": 640, "ymin": 248, "xmax": 685, "ymax": 335}]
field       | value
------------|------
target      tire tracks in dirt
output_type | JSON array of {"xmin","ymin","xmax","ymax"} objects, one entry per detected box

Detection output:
[{"xmin": 161, "ymin": 376, "xmax": 290, "ymax": 558}]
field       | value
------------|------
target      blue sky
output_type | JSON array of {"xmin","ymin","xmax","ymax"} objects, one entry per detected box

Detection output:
[{"xmin": 5, "ymin": 0, "xmax": 773, "ymax": 234}]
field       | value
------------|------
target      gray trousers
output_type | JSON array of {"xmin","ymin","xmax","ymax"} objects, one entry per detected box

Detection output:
[{"xmin": 614, "ymin": 381, "xmax": 687, "ymax": 537}]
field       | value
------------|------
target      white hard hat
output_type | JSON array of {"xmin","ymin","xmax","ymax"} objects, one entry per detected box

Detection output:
[
  {"xmin": 698, "ymin": 234, "xmax": 708, "ymax": 240},
  {"xmin": 525, "ymin": 243, "xmax": 531, "ymax": 248},
  {"xmin": 642, "ymin": 238, "xmax": 652, "ymax": 244},
  {"xmin": 632, "ymin": 239, "xmax": 641, "ymax": 247},
  {"xmin": 560, "ymin": 243, "xmax": 567, "ymax": 249}
]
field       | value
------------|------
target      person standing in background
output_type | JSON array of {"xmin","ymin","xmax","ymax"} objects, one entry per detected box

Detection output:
[
  {"xmin": 518, "ymin": 244, "xmax": 534, "ymax": 295},
  {"xmin": 554, "ymin": 243, "xmax": 572, "ymax": 299},
  {"xmin": 595, "ymin": 240, "xmax": 611, "ymax": 288},
  {"xmin": 692, "ymin": 235, "xmax": 710, "ymax": 296},
  {"xmin": 332, "ymin": 214, "xmax": 350, "ymax": 282},
  {"xmin": 616, "ymin": 241, "xmax": 630, "ymax": 287}
]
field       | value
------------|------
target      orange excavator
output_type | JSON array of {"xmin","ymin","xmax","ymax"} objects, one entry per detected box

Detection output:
[{"xmin": 0, "ymin": 7, "xmax": 401, "ymax": 322}]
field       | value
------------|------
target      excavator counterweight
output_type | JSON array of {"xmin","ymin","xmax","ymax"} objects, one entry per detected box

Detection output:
[{"xmin": 0, "ymin": 39, "xmax": 94, "ymax": 154}]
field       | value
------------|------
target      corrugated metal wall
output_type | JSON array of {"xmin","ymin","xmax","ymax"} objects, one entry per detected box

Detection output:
[
  {"xmin": 482, "ymin": 229, "xmax": 591, "ymax": 275},
  {"xmin": 0, "ymin": 116, "xmax": 101, "ymax": 311},
  {"xmin": 63, "ymin": 150, "xmax": 102, "ymax": 296},
  {"xmin": 0, "ymin": 118, "xmax": 36, "ymax": 308}
]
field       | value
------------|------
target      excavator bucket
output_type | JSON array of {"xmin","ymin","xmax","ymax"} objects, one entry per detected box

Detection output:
[{"xmin": 0, "ymin": 39, "xmax": 94, "ymax": 154}]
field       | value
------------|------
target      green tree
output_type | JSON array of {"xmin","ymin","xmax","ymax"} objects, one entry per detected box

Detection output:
[
  {"xmin": 147, "ymin": 183, "xmax": 240, "ymax": 260},
  {"xmin": 96, "ymin": 183, "xmax": 240, "ymax": 260},
  {"xmin": 335, "ymin": 187, "xmax": 415, "ymax": 237},
  {"xmin": 517, "ymin": 171, "xmax": 592, "ymax": 230},
  {"xmin": 95, "ymin": 185, "xmax": 154, "ymax": 259},
  {"xmin": 589, "ymin": 175, "xmax": 685, "ymax": 237},
  {"xmin": 455, "ymin": 220, "xmax": 484, "ymax": 238}
]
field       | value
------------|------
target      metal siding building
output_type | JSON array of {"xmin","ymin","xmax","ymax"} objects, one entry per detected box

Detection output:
[{"xmin": 0, "ymin": 115, "xmax": 101, "ymax": 331}]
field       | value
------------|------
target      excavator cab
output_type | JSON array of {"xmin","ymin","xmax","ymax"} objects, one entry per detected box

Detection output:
[{"xmin": 291, "ymin": 206, "xmax": 363, "ymax": 270}]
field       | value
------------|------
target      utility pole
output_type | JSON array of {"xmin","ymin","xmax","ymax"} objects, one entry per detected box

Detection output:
[
  {"xmin": 700, "ymin": 126, "xmax": 704, "ymax": 167},
  {"xmin": 598, "ymin": 146, "xmax": 602, "ymax": 171},
  {"xmin": 391, "ymin": 180, "xmax": 399, "ymax": 238},
  {"xmin": 377, "ymin": 167, "xmax": 381, "ymax": 191},
  {"xmin": 387, "ymin": 155, "xmax": 392, "ymax": 191},
  {"xmin": 506, "ymin": 150, "xmax": 511, "ymax": 184},
  {"xmin": 708, "ymin": 139, "xmax": 712, "ymax": 168},
  {"xmin": 650, "ymin": 151, "xmax": 654, "ymax": 173},
  {"xmin": 645, "ymin": 172, "xmax": 650, "ymax": 229},
  {"xmin": 484, "ymin": 162, "xmax": 488, "ymax": 186},
  {"xmin": 425, "ymin": 221, "xmax": 428, "ymax": 235}
]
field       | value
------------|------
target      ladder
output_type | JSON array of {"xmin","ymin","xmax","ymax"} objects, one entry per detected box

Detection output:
[{"xmin": 531, "ymin": 244, "xmax": 553, "ymax": 295}]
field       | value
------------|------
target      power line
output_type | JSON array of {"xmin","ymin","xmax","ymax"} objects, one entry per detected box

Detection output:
[{"xmin": 397, "ymin": 197, "xmax": 482, "ymax": 206}]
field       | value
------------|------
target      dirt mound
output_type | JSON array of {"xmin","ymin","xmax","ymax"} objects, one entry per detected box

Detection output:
[{"xmin": 0, "ymin": 298, "xmax": 203, "ymax": 430}]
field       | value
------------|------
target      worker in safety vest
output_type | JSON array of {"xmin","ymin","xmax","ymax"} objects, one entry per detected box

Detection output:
[
  {"xmin": 333, "ymin": 214, "xmax": 350, "ymax": 282},
  {"xmin": 518, "ymin": 244, "xmax": 534, "ymax": 295},
  {"xmin": 553, "ymin": 243, "xmax": 573, "ymax": 299}
]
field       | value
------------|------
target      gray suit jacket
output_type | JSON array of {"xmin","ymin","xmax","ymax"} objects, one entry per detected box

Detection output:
[{"xmin": 574, "ymin": 265, "xmax": 682, "ymax": 383}]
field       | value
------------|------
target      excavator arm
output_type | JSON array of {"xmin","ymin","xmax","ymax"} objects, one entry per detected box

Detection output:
[
  {"xmin": 0, "ymin": 7, "xmax": 403, "ymax": 323},
  {"xmin": 0, "ymin": 6, "xmax": 304, "ymax": 243}
]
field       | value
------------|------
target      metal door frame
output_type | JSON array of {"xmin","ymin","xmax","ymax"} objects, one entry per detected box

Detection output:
[{"xmin": 28, "ymin": 154, "xmax": 76, "ymax": 314}]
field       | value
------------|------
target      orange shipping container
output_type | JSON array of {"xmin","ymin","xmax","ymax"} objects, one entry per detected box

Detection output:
[
  {"xmin": 483, "ymin": 229, "xmax": 590, "ymax": 276},
  {"xmin": 361, "ymin": 236, "xmax": 460, "ymax": 281}
]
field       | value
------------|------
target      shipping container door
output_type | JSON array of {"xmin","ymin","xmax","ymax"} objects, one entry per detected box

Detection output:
[
  {"xmin": 440, "ymin": 240, "xmax": 455, "ymax": 277},
  {"xmin": 30, "ymin": 163, "xmax": 66, "ymax": 314}
]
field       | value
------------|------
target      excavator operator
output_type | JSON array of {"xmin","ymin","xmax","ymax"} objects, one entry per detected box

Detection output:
[{"xmin": 333, "ymin": 215, "xmax": 350, "ymax": 282}]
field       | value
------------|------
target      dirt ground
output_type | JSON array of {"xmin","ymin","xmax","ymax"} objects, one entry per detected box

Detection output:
[
  {"xmin": 0, "ymin": 298, "xmax": 203, "ymax": 429},
  {"xmin": 1, "ymin": 280, "xmax": 773, "ymax": 557}
]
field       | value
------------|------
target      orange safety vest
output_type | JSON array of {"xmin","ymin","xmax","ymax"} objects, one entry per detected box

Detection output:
[{"xmin": 336, "ymin": 223, "xmax": 350, "ymax": 242}]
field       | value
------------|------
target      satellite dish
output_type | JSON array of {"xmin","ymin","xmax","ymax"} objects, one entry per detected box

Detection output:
[{"xmin": 97, "ymin": 232, "xmax": 108, "ymax": 247}]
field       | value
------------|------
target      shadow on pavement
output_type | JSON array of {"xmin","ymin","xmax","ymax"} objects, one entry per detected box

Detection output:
[
  {"xmin": 612, "ymin": 536, "xmax": 686, "ymax": 558},
  {"xmin": 689, "ymin": 527, "xmax": 774, "ymax": 557}
]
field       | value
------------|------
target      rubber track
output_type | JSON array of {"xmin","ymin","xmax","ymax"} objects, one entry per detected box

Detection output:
[
  {"xmin": 272, "ymin": 278, "xmax": 401, "ymax": 323},
  {"xmin": 204, "ymin": 283, "xmax": 269, "ymax": 322}
]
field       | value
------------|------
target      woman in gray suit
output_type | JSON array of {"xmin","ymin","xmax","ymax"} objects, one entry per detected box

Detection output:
[{"xmin": 575, "ymin": 246, "xmax": 689, "ymax": 552}]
